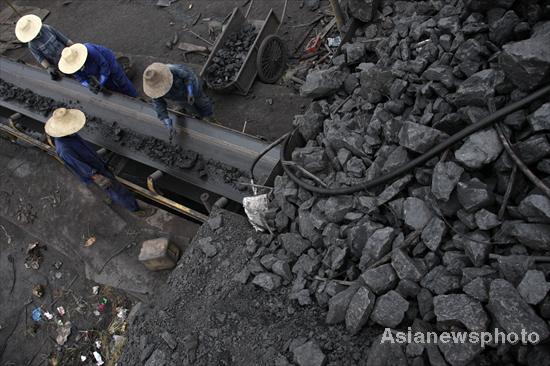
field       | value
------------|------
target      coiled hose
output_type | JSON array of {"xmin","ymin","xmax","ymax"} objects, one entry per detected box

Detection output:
[{"xmin": 278, "ymin": 84, "xmax": 550, "ymax": 195}]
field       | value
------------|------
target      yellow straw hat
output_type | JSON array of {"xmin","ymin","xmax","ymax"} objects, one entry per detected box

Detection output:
[
  {"xmin": 143, "ymin": 63, "xmax": 174, "ymax": 98},
  {"xmin": 15, "ymin": 14, "xmax": 42, "ymax": 43},
  {"xmin": 58, "ymin": 43, "xmax": 88, "ymax": 75},
  {"xmin": 45, "ymin": 108, "xmax": 86, "ymax": 138}
]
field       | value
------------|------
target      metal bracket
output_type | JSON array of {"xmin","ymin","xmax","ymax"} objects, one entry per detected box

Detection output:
[{"xmin": 147, "ymin": 170, "xmax": 164, "ymax": 195}]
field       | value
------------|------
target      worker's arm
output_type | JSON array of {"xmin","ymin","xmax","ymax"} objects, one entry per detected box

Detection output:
[
  {"xmin": 73, "ymin": 71, "xmax": 90, "ymax": 88},
  {"xmin": 87, "ymin": 45, "xmax": 110, "ymax": 86},
  {"xmin": 44, "ymin": 25, "xmax": 73, "ymax": 47},
  {"xmin": 152, "ymin": 97, "xmax": 173, "ymax": 128},
  {"xmin": 170, "ymin": 65, "xmax": 197, "ymax": 103}
]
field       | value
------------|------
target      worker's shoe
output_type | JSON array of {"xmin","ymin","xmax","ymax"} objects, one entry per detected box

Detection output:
[{"xmin": 133, "ymin": 207, "xmax": 156, "ymax": 218}]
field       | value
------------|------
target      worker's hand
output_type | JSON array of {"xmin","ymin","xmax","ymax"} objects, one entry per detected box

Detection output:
[
  {"xmin": 81, "ymin": 80, "xmax": 90, "ymax": 88},
  {"xmin": 187, "ymin": 94, "xmax": 195, "ymax": 105},
  {"xmin": 47, "ymin": 66, "xmax": 61, "ymax": 81},
  {"xmin": 89, "ymin": 84, "xmax": 100, "ymax": 94},
  {"xmin": 163, "ymin": 117, "xmax": 173, "ymax": 129},
  {"xmin": 92, "ymin": 174, "xmax": 112, "ymax": 189}
]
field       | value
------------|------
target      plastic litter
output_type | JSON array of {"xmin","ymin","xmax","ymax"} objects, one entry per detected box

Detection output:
[
  {"xmin": 56, "ymin": 321, "xmax": 71, "ymax": 345},
  {"xmin": 57, "ymin": 306, "xmax": 65, "ymax": 316},
  {"xmin": 31, "ymin": 307, "xmax": 43, "ymax": 321},
  {"xmin": 327, "ymin": 36, "xmax": 342, "ymax": 47},
  {"xmin": 44, "ymin": 311, "xmax": 54, "ymax": 320},
  {"xmin": 93, "ymin": 351, "xmax": 104, "ymax": 366},
  {"xmin": 243, "ymin": 194, "xmax": 270, "ymax": 232}
]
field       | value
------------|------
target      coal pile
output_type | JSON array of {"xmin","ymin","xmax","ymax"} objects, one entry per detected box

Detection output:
[
  {"xmin": 238, "ymin": 1, "xmax": 550, "ymax": 365},
  {"xmin": 205, "ymin": 23, "xmax": 258, "ymax": 88},
  {"xmin": 0, "ymin": 79, "xmax": 66, "ymax": 116}
]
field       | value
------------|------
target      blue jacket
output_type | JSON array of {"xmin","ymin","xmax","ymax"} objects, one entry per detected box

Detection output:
[
  {"xmin": 28, "ymin": 24, "xmax": 71, "ymax": 65},
  {"xmin": 55, "ymin": 134, "xmax": 111, "ymax": 184},
  {"xmin": 73, "ymin": 43, "xmax": 118, "ymax": 87},
  {"xmin": 152, "ymin": 64, "xmax": 200, "ymax": 120}
]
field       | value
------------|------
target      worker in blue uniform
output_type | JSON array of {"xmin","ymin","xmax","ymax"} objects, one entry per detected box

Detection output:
[
  {"xmin": 15, "ymin": 14, "xmax": 73, "ymax": 80},
  {"xmin": 142, "ymin": 62, "xmax": 215, "ymax": 129},
  {"xmin": 45, "ymin": 108, "xmax": 153, "ymax": 216},
  {"xmin": 58, "ymin": 43, "xmax": 137, "ymax": 97}
]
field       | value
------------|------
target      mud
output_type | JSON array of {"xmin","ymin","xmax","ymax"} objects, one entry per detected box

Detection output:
[
  {"xmin": 205, "ymin": 23, "xmax": 258, "ymax": 88},
  {"xmin": 0, "ymin": 78, "xmax": 250, "ymax": 191}
]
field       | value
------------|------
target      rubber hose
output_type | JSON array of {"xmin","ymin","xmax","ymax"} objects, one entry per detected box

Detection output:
[
  {"xmin": 250, "ymin": 132, "xmax": 289, "ymax": 181},
  {"xmin": 282, "ymin": 84, "xmax": 550, "ymax": 195}
]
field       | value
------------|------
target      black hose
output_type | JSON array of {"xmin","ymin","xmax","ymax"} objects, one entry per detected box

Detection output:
[
  {"xmin": 282, "ymin": 84, "xmax": 550, "ymax": 195},
  {"xmin": 250, "ymin": 132, "xmax": 288, "ymax": 182}
]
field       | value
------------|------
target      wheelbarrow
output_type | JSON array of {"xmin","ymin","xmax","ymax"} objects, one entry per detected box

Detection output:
[{"xmin": 200, "ymin": 6, "xmax": 288, "ymax": 95}]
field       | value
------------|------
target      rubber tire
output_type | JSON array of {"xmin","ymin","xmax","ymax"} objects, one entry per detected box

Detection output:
[{"xmin": 256, "ymin": 35, "xmax": 287, "ymax": 84}]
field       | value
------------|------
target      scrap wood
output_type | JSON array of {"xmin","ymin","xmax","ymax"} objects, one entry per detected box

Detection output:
[
  {"xmin": 291, "ymin": 14, "xmax": 325, "ymax": 28},
  {"xmin": 0, "ymin": 224, "xmax": 12, "ymax": 244},
  {"xmin": 177, "ymin": 41, "xmax": 210, "ymax": 53},
  {"xmin": 184, "ymin": 28, "xmax": 213, "ymax": 46}
]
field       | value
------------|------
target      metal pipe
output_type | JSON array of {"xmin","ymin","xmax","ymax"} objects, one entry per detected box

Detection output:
[{"xmin": 147, "ymin": 170, "xmax": 164, "ymax": 195}]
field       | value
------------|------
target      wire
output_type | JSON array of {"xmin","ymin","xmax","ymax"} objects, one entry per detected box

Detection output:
[{"xmin": 281, "ymin": 84, "xmax": 550, "ymax": 195}]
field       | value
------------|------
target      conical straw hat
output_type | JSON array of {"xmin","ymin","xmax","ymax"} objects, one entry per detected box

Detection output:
[
  {"xmin": 45, "ymin": 108, "xmax": 86, "ymax": 138},
  {"xmin": 58, "ymin": 43, "xmax": 88, "ymax": 74},
  {"xmin": 15, "ymin": 14, "xmax": 42, "ymax": 43},
  {"xmin": 143, "ymin": 63, "xmax": 174, "ymax": 98}
]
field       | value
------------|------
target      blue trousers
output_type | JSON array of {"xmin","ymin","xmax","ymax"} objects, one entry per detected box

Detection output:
[
  {"xmin": 103, "ymin": 173, "xmax": 139, "ymax": 212},
  {"xmin": 106, "ymin": 65, "xmax": 138, "ymax": 97}
]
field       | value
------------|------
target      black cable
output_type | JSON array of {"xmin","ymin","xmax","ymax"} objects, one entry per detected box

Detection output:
[
  {"xmin": 250, "ymin": 132, "xmax": 288, "ymax": 182},
  {"xmin": 282, "ymin": 84, "xmax": 550, "ymax": 195}
]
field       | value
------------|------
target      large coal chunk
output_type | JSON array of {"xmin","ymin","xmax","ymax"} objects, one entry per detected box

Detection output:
[
  {"xmin": 345, "ymin": 286, "xmax": 376, "ymax": 334},
  {"xmin": 370, "ymin": 290, "xmax": 409, "ymax": 328},
  {"xmin": 451, "ymin": 69, "xmax": 505, "ymax": 107},
  {"xmin": 517, "ymin": 270, "xmax": 550, "ymax": 305},
  {"xmin": 366, "ymin": 334, "xmax": 407, "ymax": 366},
  {"xmin": 454, "ymin": 128, "xmax": 503, "ymax": 169},
  {"xmin": 487, "ymin": 279, "xmax": 550, "ymax": 341},
  {"xmin": 431, "ymin": 161, "xmax": 464, "ymax": 201},
  {"xmin": 456, "ymin": 178, "xmax": 494, "ymax": 212},
  {"xmin": 528, "ymin": 102, "xmax": 550, "ymax": 132},
  {"xmin": 500, "ymin": 21, "xmax": 550, "ymax": 91},
  {"xmin": 300, "ymin": 66, "xmax": 347, "ymax": 99},
  {"xmin": 326, "ymin": 285, "xmax": 358, "ymax": 325},
  {"xmin": 347, "ymin": 0, "xmax": 379, "ymax": 22},
  {"xmin": 399, "ymin": 121, "xmax": 449, "ymax": 154},
  {"xmin": 500, "ymin": 221, "xmax": 550, "ymax": 251},
  {"xmin": 434, "ymin": 294, "xmax": 489, "ymax": 331}
]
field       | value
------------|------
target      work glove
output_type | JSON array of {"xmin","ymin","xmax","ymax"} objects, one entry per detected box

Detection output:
[
  {"xmin": 163, "ymin": 117, "xmax": 173, "ymax": 129},
  {"xmin": 99, "ymin": 74, "xmax": 108, "ymax": 86},
  {"xmin": 47, "ymin": 66, "xmax": 61, "ymax": 81},
  {"xmin": 186, "ymin": 84, "xmax": 195, "ymax": 104},
  {"xmin": 92, "ymin": 174, "xmax": 112, "ymax": 189},
  {"xmin": 89, "ymin": 83, "xmax": 101, "ymax": 94}
]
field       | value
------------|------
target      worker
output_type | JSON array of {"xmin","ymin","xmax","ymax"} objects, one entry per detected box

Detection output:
[
  {"xmin": 45, "ymin": 108, "xmax": 153, "ymax": 217},
  {"xmin": 58, "ymin": 43, "xmax": 137, "ymax": 97},
  {"xmin": 14, "ymin": 14, "xmax": 73, "ymax": 81},
  {"xmin": 142, "ymin": 62, "xmax": 215, "ymax": 129}
]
